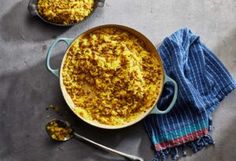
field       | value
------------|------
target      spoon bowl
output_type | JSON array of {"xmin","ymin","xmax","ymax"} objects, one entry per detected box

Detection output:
[{"xmin": 45, "ymin": 119, "xmax": 73, "ymax": 141}]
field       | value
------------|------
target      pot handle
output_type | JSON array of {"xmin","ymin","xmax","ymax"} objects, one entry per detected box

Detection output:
[
  {"xmin": 28, "ymin": 0, "xmax": 38, "ymax": 16},
  {"xmin": 46, "ymin": 38, "xmax": 73, "ymax": 77},
  {"xmin": 97, "ymin": 0, "xmax": 105, "ymax": 7},
  {"xmin": 150, "ymin": 74, "xmax": 178, "ymax": 114}
]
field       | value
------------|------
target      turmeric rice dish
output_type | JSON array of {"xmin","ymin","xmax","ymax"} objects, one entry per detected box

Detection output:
[
  {"xmin": 38, "ymin": 0, "xmax": 94, "ymax": 25},
  {"xmin": 62, "ymin": 27, "xmax": 163, "ymax": 126}
]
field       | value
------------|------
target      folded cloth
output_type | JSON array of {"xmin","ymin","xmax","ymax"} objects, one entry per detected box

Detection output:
[{"xmin": 144, "ymin": 28, "xmax": 236, "ymax": 161}]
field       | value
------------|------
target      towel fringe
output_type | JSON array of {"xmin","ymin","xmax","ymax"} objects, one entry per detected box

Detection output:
[{"xmin": 152, "ymin": 135, "xmax": 215, "ymax": 161}]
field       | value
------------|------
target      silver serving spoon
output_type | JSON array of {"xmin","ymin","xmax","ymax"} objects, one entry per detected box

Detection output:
[{"xmin": 46, "ymin": 119, "xmax": 144, "ymax": 161}]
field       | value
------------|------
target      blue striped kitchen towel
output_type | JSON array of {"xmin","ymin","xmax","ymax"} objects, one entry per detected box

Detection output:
[{"xmin": 144, "ymin": 28, "xmax": 236, "ymax": 161}]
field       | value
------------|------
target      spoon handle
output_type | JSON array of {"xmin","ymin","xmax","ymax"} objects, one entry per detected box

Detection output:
[{"xmin": 73, "ymin": 132, "xmax": 144, "ymax": 161}]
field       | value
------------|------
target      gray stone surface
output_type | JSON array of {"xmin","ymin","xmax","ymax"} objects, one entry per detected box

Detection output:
[{"xmin": 0, "ymin": 0, "xmax": 236, "ymax": 161}]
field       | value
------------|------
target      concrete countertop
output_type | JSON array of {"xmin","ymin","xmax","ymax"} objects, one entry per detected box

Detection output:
[{"xmin": 0, "ymin": 0, "xmax": 235, "ymax": 161}]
